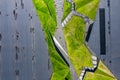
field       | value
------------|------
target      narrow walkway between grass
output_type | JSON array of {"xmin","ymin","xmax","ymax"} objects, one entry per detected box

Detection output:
[{"xmin": 54, "ymin": 0, "xmax": 78, "ymax": 80}]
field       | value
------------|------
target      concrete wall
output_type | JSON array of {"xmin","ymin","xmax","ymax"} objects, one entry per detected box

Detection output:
[
  {"xmin": 0, "ymin": 0, "xmax": 52, "ymax": 80},
  {"xmin": 88, "ymin": 0, "xmax": 120, "ymax": 79}
]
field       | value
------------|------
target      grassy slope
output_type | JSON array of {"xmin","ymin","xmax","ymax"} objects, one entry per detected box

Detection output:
[
  {"xmin": 84, "ymin": 61, "xmax": 115, "ymax": 80},
  {"xmin": 62, "ymin": 0, "xmax": 71, "ymax": 21},
  {"xmin": 63, "ymin": 0, "xmax": 116, "ymax": 79},
  {"xmin": 74, "ymin": 0, "xmax": 100, "ymax": 20},
  {"xmin": 64, "ymin": 16, "xmax": 93, "ymax": 75},
  {"xmin": 33, "ymin": 0, "xmax": 71, "ymax": 80}
]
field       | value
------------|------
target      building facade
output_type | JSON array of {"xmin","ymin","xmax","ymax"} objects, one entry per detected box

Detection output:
[{"xmin": 88, "ymin": 0, "xmax": 120, "ymax": 79}]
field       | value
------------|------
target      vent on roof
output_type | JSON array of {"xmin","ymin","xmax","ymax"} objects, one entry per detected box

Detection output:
[{"xmin": 99, "ymin": 8, "xmax": 106, "ymax": 55}]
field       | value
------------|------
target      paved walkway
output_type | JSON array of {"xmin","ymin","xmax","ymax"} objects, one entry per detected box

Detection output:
[{"xmin": 54, "ymin": 0, "xmax": 64, "ymax": 27}]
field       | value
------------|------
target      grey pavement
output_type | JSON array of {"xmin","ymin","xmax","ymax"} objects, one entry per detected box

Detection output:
[
  {"xmin": 88, "ymin": 0, "xmax": 120, "ymax": 79},
  {"xmin": 0, "ymin": 0, "xmax": 52, "ymax": 80}
]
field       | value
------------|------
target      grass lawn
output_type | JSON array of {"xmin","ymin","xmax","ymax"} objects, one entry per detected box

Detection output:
[
  {"xmin": 62, "ymin": 0, "xmax": 72, "ymax": 21},
  {"xmin": 73, "ymin": 0, "xmax": 100, "ymax": 20},
  {"xmin": 63, "ymin": 16, "xmax": 93, "ymax": 75},
  {"xmin": 84, "ymin": 61, "xmax": 116, "ymax": 80}
]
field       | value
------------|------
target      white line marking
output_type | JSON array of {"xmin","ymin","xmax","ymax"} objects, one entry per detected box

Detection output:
[{"xmin": 53, "ymin": 36, "xmax": 68, "ymax": 57}]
